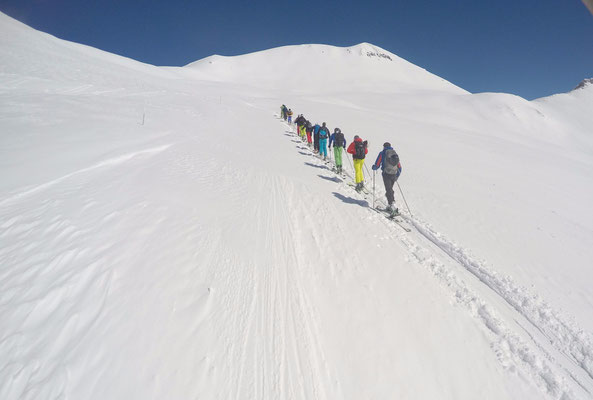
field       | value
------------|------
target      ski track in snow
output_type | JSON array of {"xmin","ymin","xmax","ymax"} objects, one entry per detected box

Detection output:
[
  {"xmin": 279, "ymin": 117, "xmax": 593, "ymax": 399},
  {"xmin": 203, "ymin": 173, "xmax": 342, "ymax": 399},
  {"xmin": 406, "ymin": 216, "xmax": 593, "ymax": 381}
]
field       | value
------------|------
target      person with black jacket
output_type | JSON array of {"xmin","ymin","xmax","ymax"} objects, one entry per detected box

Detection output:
[
  {"xmin": 318, "ymin": 122, "xmax": 330, "ymax": 160},
  {"xmin": 294, "ymin": 114, "xmax": 305, "ymax": 135},
  {"xmin": 305, "ymin": 121, "xmax": 313, "ymax": 147},
  {"xmin": 312, "ymin": 123, "xmax": 321, "ymax": 153},
  {"xmin": 328, "ymin": 128, "xmax": 347, "ymax": 174}
]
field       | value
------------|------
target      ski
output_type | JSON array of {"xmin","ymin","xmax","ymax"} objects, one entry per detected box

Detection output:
[
  {"xmin": 331, "ymin": 169, "xmax": 347, "ymax": 179},
  {"xmin": 391, "ymin": 218, "xmax": 411, "ymax": 232},
  {"xmin": 347, "ymin": 181, "xmax": 371, "ymax": 195},
  {"xmin": 372, "ymin": 207, "xmax": 411, "ymax": 232}
]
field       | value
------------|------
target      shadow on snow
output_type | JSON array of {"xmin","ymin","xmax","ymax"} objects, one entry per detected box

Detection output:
[
  {"xmin": 318, "ymin": 174, "xmax": 342, "ymax": 183},
  {"xmin": 332, "ymin": 192, "xmax": 369, "ymax": 207},
  {"xmin": 304, "ymin": 162, "xmax": 329, "ymax": 170}
]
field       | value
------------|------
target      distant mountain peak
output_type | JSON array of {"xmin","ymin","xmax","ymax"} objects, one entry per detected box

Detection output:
[
  {"xmin": 347, "ymin": 43, "xmax": 394, "ymax": 61},
  {"xmin": 574, "ymin": 78, "xmax": 593, "ymax": 91}
]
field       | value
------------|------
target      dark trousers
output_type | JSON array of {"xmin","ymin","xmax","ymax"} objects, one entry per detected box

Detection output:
[
  {"xmin": 314, "ymin": 134, "xmax": 320, "ymax": 151},
  {"xmin": 382, "ymin": 172, "xmax": 397, "ymax": 204}
]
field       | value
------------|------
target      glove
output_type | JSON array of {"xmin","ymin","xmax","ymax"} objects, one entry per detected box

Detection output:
[{"xmin": 372, "ymin": 165, "xmax": 378, "ymax": 171}]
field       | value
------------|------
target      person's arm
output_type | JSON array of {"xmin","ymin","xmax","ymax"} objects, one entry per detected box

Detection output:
[
  {"xmin": 372, "ymin": 151, "xmax": 383, "ymax": 170},
  {"xmin": 329, "ymin": 134, "xmax": 334, "ymax": 147},
  {"xmin": 347, "ymin": 142, "xmax": 355, "ymax": 154}
]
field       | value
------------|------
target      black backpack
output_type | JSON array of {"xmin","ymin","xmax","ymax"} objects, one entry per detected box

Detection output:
[
  {"xmin": 354, "ymin": 141, "xmax": 366, "ymax": 159},
  {"xmin": 383, "ymin": 148, "xmax": 400, "ymax": 175},
  {"xmin": 334, "ymin": 131, "xmax": 345, "ymax": 147},
  {"xmin": 319, "ymin": 127, "xmax": 329, "ymax": 139}
]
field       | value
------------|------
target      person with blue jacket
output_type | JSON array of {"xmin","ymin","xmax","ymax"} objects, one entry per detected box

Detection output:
[
  {"xmin": 328, "ymin": 128, "xmax": 347, "ymax": 174},
  {"xmin": 313, "ymin": 123, "xmax": 321, "ymax": 153},
  {"xmin": 372, "ymin": 142, "xmax": 402, "ymax": 213}
]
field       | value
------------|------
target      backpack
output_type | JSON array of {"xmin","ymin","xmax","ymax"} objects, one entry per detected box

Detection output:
[
  {"xmin": 383, "ymin": 148, "xmax": 400, "ymax": 175},
  {"xmin": 354, "ymin": 140, "xmax": 366, "ymax": 159},
  {"xmin": 319, "ymin": 127, "xmax": 329, "ymax": 139},
  {"xmin": 334, "ymin": 131, "xmax": 345, "ymax": 147}
]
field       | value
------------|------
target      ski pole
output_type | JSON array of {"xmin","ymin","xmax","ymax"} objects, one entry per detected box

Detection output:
[
  {"xmin": 364, "ymin": 162, "xmax": 376, "ymax": 205},
  {"xmin": 372, "ymin": 169, "xmax": 376, "ymax": 209},
  {"xmin": 364, "ymin": 162, "xmax": 372, "ymax": 187},
  {"xmin": 364, "ymin": 163, "xmax": 372, "ymax": 180},
  {"xmin": 347, "ymin": 153, "xmax": 354, "ymax": 176},
  {"xmin": 397, "ymin": 181, "xmax": 413, "ymax": 217}
]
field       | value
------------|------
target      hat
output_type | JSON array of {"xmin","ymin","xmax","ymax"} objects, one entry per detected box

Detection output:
[
  {"xmin": 383, "ymin": 142, "xmax": 391, "ymax": 148},
  {"xmin": 354, "ymin": 135, "xmax": 360, "ymax": 140}
]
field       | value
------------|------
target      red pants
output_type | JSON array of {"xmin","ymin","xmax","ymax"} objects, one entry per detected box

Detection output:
[{"xmin": 306, "ymin": 132, "xmax": 312, "ymax": 144}]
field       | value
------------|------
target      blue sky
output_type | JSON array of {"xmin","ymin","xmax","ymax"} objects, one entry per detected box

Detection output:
[{"xmin": 2, "ymin": 0, "xmax": 592, "ymax": 99}]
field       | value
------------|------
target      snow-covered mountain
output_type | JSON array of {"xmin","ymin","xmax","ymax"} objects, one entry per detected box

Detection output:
[
  {"xmin": 184, "ymin": 42, "xmax": 466, "ymax": 94},
  {"xmin": 1, "ymin": 11, "xmax": 593, "ymax": 400}
]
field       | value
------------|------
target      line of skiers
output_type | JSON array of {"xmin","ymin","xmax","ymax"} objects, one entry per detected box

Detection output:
[
  {"xmin": 281, "ymin": 106, "xmax": 402, "ymax": 214},
  {"xmin": 280, "ymin": 105, "xmax": 293, "ymax": 124}
]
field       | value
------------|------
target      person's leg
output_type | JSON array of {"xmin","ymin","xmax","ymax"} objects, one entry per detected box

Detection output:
[
  {"xmin": 382, "ymin": 173, "xmax": 395, "ymax": 204},
  {"xmin": 334, "ymin": 146, "xmax": 342, "ymax": 168},
  {"xmin": 354, "ymin": 159, "xmax": 364, "ymax": 183}
]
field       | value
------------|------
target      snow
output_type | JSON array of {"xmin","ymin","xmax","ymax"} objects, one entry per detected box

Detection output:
[{"xmin": 1, "ymin": 11, "xmax": 593, "ymax": 400}]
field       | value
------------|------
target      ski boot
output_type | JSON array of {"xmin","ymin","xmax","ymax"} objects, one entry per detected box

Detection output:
[{"xmin": 387, "ymin": 203, "xmax": 399, "ymax": 216}]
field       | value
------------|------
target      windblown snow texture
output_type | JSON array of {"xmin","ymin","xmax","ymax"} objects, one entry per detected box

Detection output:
[{"xmin": 1, "ymin": 11, "xmax": 593, "ymax": 400}]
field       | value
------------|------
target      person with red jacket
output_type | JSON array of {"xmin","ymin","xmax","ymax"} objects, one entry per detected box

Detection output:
[{"xmin": 346, "ymin": 135, "xmax": 368, "ymax": 191}]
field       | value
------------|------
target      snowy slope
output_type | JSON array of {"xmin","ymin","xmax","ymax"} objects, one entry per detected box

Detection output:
[{"xmin": 1, "ymin": 11, "xmax": 593, "ymax": 400}]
